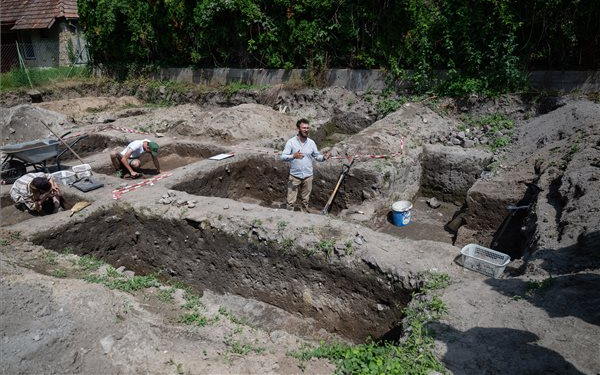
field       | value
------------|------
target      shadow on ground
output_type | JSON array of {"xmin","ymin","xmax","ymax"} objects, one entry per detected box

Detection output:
[
  {"xmin": 430, "ymin": 322, "xmax": 585, "ymax": 374},
  {"xmin": 486, "ymin": 273, "xmax": 600, "ymax": 327}
]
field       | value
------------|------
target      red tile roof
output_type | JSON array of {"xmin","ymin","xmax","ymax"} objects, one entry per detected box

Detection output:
[{"xmin": 1, "ymin": 0, "xmax": 78, "ymax": 30}]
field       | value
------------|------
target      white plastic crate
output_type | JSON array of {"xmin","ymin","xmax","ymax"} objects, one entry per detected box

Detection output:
[
  {"xmin": 460, "ymin": 244, "xmax": 510, "ymax": 278},
  {"xmin": 72, "ymin": 163, "xmax": 92, "ymax": 179},
  {"xmin": 52, "ymin": 170, "xmax": 77, "ymax": 186}
]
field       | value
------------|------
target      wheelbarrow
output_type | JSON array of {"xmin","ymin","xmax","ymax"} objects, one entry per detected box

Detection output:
[{"xmin": 0, "ymin": 132, "xmax": 88, "ymax": 183}]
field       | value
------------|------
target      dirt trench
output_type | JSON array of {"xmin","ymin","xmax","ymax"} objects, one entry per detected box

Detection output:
[
  {"xmin": 172, "ymin": 155, "xmax": 380, "ymax": 214},
  {"xmin": 34, "ymin": 208, "xmax": 413, "ymax": 342}
]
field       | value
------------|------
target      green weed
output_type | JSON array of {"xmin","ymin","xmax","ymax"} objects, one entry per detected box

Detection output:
[
  {"xmin": 179, "ymin": 312, "xmax": 209, "ymax": 327},
  {"xmin": 492, "ymin": 136, "xmax": 511, "ymax": 151},
  {"xmin": 78, "ymin": 255, "xmax": 104, "ymax": 271},
  {"xmin": 421, "ymin": 271, "xmax": 451, "ymax": 291},
  {"xmin": 464, "ymin": 113, "xmax": 514, "ymax": 151},
  {"xmin": 223, "ymin": 335, "xmax": 265, "ymax": 355},
  {"xmin": 316, "ymin": 239, "xmax": 336, "ymax": 258},
  {"xmin": 219, "ymin": 307, "xmax": 251, "ymax": 326},
  {"xmin": 0, "ymin": 231, "xmax": 22, "ymax": 246},
  {"xmin": 50, "ymin": 269, "xmax": 67, "ymax": 278},
  {"xmin": 83, "ymin": 273, "xmax": 160, "ymax": 293},
  {"xmin": 376, "ymin": 97, "xmax": 405, "ymax": 116},
  {"xmin": 223, "ymin": 82, "xmax": 266, "ymax": 96},
  {"xmin": 343, "ymin": 240, "xmax": 354, "ymax": 255},
  {"xmin": 277, "ymin": 221, "xmax": 288, "ymax": 233},
  {"xmin": 526, "ymin": 277, "xmax": 554, "ymax": 295},
  {"xmin": 182, "ymin": 293, "xmax": 203, "ymax": 310},
  {"xmin": 60, "ymin": 247, "xmax": 73, "ymax": 254},
  {"xmin": 158, "ymin": 287, "xmax": 176, "ymax": 302},
  {"xmin": 45, "ymin": 251, "xmax": 58, "ymax": 265},
  {"xmin": 290, "ymin": 272, "xmax": 449, "ymax": 374},
  {"xmin": 279, "ymin": 238, "xmax": 294, "ymax": 254}
]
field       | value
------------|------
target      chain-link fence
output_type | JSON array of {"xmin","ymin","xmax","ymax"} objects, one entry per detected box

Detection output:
[{"xmin": 1, "ymin": 38, "xmax": 89, "ymax": 72}]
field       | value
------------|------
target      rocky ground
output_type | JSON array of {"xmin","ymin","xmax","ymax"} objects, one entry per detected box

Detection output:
[{"xmin": 1, "ymin": 84, "xmax": 599, "ymax": 374}]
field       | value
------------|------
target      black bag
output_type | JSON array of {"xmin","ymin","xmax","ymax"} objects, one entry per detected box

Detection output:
[{"xmin": 72, "ymin": 177, "xmax": 104, "ymax": 192}]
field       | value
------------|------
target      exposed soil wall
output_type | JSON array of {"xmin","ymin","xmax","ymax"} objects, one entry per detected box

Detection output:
[
  {"xmin": 172, "ymin": 155, "xmax": 380, "ymax": 214},
  {"xmin": 34, "ymin": 208, "xmax": 413, "ymax": 342}
]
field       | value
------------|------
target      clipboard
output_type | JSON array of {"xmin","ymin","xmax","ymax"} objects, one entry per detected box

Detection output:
[{"xmin": 209, "ymin": 153, "xmax": 235, "ymax": 161}]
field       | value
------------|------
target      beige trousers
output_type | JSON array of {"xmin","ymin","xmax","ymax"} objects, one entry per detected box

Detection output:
[{"xmin": 287, "ymin": 175, "xmax": 313, "ymax": 212}]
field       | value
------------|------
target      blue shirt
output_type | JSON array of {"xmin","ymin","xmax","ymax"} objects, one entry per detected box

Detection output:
[{"xmin": 280, "ymin": 136, "xmax": 325, "ymax": 178}]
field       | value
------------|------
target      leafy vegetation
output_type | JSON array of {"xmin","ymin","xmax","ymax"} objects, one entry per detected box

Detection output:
[
  {"xmin": 305, "ymin": 239, "xmax": 336, "ymax": 258},
  {"xmin": 223, "ymin": 335, "xmax": 265, "ymax": 355},
  {"xmin": 526, "ymin": 277, "xmax": 554, "ymax": 295},
  {"xmin": 290, "ymin": 271, "xmax": 450, "ymax": 374},
  {"xmin": 76, "ymin": 0, "xmax": 599, "ymax": 94},
  {"xmin": 462, "ymin": 113, "xmax": 515, "ymax": 151},
  {"xmin": 84, "ymin": 269, "xmax": 160, "ymax": 293},
  {"xmin": 78, "ymin": 255, "xmax": 104, "ymax": 271},
  {"xmin": 0, "ymin": 231, "xmax": 22, "ymax": 246},
  {"xmin": 50, "ymin": 269, "xmax": 67, "ymax": 278},
  {"xmin": 179, "ymin": 312, "xmax": 210, "ymax": 327},
  {"xmin": 218, "ymin": 306, "xmax": 253, "ymax": 327}
]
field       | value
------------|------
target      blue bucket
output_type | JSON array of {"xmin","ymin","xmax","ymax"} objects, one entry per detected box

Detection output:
[{"xmin": 391, "ymin": 200, "xmax": 413, "ymax": 227}]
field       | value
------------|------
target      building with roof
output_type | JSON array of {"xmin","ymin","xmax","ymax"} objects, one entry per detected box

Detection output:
[{"xmin": 0, "ymin": 0, "xmax": 87, "ymax": 72}]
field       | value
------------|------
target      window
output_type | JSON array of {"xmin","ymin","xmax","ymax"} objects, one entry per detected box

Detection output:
[{"xmin": 21, "ymin": 35, "xmax": 35, "ymax": 60}]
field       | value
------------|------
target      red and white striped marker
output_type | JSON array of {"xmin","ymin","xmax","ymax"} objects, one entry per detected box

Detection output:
[
  {"xmin": 109, "ymin": 126, "xmax": 152, "ymax": 135},
  {"xmin": 112, "ymin": 172, "xmax": 173, "ymax": 200}
]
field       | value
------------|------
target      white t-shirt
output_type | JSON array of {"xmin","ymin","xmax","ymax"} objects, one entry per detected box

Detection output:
[{"xmin": 120, "ymin": 139, "xmax": 150, "ymax": 159}]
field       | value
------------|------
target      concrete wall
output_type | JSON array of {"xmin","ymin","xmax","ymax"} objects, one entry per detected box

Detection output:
[{"xmin": 155, "ymin": 67, "xmax": 600, "ymax": 93}]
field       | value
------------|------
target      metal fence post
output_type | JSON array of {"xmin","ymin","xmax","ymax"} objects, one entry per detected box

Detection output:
[{"xmin": 15, "ymin": 41, "xmax": 34, "ymax": 89}]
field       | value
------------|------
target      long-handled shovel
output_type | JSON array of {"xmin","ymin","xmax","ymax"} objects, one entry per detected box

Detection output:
[
  {"xmin": 321, "ymin": 157, "xmax": 355, "ymax": 215},
  {"xmin": 41, "ymin": 120, "xmax": 86, "ymax": 165}
]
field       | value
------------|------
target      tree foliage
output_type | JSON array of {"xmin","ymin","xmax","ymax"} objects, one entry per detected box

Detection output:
[{"xmin": 78, "ymin": 0, "xmax": 600, "ymax": 94}]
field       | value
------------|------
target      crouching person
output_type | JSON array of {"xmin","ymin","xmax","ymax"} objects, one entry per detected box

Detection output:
[
  {"xmin": 10, "ymin": 172, "xmax": 64, "ymax": 214},
  {"xmin": 110, "ymin": 139, "xmax": 160, "ymax": 178}
]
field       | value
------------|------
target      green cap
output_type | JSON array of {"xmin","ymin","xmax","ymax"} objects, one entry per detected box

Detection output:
[{"xmin": 148, "ymin": 141, "xmax": 159, "ymax": 156}]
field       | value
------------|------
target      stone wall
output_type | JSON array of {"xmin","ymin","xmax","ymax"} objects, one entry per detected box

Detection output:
[{"xmin": 155, "ymin": 68, "xmax": 600, "ymax": 93}]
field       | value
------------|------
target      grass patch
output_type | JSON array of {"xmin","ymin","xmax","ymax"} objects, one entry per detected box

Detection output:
[
  {"xmin": 50, "ymin": 269, "xmax": 67, "ymax": 278},
  {"xmin": 1, "ymin": 66, "xmax": 92, "ymax": 91},
  {"xmin": 157, "ymin": 286, "xmax": 176, "ymax": 302},
  {"xmin": 305, "ymin": 239, "xmax": 336, "ymax": 258},
  {"xmin": 224, "ymin": 335, "xmax": 265, "ymax": 355},
  {"xmin": 223, "ymin": 82, "xmax": 267, "ymax": 95},
  {"xmin": 182, "ymin": 292, "xmax": 203, "ymax": 310},
  {"xmin": 279, "ymin": 238, "xmax": 295, "ymax": 254},
  {"xmin": 375, "ymin": 97, "xmax": 407, "ymax": 116},
  {"xmin": 179, "ymin": 312, "xmax": 210, "ymax": 327},
  {"xmin": 60, "ymin": 247, "xmax": 74, "ymax": 254},
  {"xmin": 84, "ymin": 271, "xmax": 160, "ymax": 293},
  {"xmin": 218, "ymin": 306, "xmax": 252, "ymax": 327},
  {"xmin": 45, "ymin": 251, "xmax": 58, "ymax": 265},
  {"xmin": 463, "ymin": 113, "xmax": 515, "ymax": 151},
  {"xmin": 78, "ymin": 255, "xmax": 104, "ymax": 271},
  {"xmin": 0, "ymin": 231, "xmax": 22, "ymax": 246},
  {"xmin": 525, "ymin": 277, "xmax": 554, "ymax": 295}
]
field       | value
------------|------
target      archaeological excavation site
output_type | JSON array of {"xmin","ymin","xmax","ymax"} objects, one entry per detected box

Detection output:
[{"xmin": 1, "ymin": 85, "xmax": 599, "ymax": 374}]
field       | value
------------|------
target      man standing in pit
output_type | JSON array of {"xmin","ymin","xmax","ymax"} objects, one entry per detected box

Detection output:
[
  {"xmin": 280, "ymin": 118, "xmax": 330, "ymax": 212},
  {"xmin": 110, "ymin": 139, "xmax": 161, "ymax": 178}
]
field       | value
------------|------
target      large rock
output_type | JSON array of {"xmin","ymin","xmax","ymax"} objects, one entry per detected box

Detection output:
[
  {"xmin": 455, "ymin": 172, "xmax": 531, "ymax": 249},
  {"xmin": 421, "ymin": 144, "xmax": 493, "ymax": 202}
]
